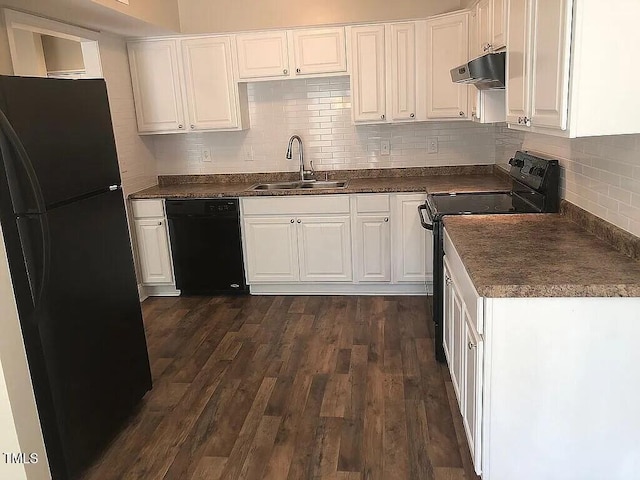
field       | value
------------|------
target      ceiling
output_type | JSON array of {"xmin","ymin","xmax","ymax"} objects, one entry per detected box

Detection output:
[{"xmin": 0, "ymin": 0, "xmax": 179, "ymax": 37}]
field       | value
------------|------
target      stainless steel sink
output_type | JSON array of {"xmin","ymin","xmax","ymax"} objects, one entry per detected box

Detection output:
[{"xmin": 250, "ymin": 180, "xmax": 348, "ymax": 191}]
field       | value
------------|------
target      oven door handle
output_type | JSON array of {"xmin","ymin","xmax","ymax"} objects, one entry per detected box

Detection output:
[{"xmin": 418, "ymin": 204, "xmax": 433, "ymax": 230}]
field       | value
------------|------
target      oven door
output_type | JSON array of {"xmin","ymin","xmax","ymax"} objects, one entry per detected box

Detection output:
[{"xmin": 418, "ymin": 202, "xmax": 446, "ymax": 363}]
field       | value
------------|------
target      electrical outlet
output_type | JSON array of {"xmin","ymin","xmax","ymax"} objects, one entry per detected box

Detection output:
[
  {"xmin": 427, "ymin": 137, "xmax": 438, "ymax": 154},
  {"xmin": 202, "ymin": 147, "xmax": 212, "ymax": 162},
  {"xmin": 381, "ymin": 140, "xmax": 390, "ymax": 156}
]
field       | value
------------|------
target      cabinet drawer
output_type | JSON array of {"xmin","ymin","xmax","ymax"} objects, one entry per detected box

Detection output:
[
  {"xmin": 242, "ymin": 195, "xmax": 350, "ymax": 216},
  {"xmin": 356, "ymin": 194, "xmax": 390, "ymax": 213},
  {"xmin": 444, "ymin": 228, "xmax": 483, "ymax": 334},
  {"xmin": 132, "ymin": 199, "xmax": 164, "ymax": 218}
]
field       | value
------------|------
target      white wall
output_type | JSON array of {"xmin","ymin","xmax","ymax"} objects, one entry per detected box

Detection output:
[
  {"xmin": 98, "ymin": 34, "xmax": 157, "ymax": 195},
  {"xmin": 178, "ymin": 0, "xmax": 461, "ymax": 33},
  {"xmin": 155, "ymin": 77, "xmax": 496, "ymax": 175},
  {"xmin": 496, "ymin": 126, "xmax": 640, "ymax": 237},
  {"xmin": 0, "ymin": 224, "xmax": 50, "ymax": 480},
  {"xmin": 41, "ymin": 35, "xmax": 84, "ymax": 72}
]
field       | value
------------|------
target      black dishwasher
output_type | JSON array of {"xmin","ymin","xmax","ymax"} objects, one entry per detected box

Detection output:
[{"xmin": 166, "ymin": 199, "xmax": 248, "ymax": 295}]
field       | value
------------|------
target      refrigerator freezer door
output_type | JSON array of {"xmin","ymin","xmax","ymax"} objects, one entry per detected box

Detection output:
[
  {"xmin": 23, "ymin": 189, "xmax": 151, "ymax": 478},
  {"xmin": 0, "ymin": 76, "xmax": 122, "ymax": 209}
]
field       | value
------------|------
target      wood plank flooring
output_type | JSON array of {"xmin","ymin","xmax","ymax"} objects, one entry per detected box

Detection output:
[{"xmin": 80, "ymin": 295, "xmax": 479, "ymax": 480}]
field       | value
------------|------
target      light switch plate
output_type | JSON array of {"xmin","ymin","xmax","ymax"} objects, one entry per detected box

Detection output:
[
  {"xmin": 427, "ymin": 137, "xmax": 438, "ymax": 154},
  {"xmin": 202, "ymin": 147, "xmax": 212, "ymax": 162},
  {"xmin": 381, "ymin": 140, "xmax": 390, "ymax": 156}
]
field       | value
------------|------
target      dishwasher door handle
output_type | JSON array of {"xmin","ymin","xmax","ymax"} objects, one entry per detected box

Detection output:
[{"xmin": 418, "ymin": 204, "xmax": 433, "ymax": 231}]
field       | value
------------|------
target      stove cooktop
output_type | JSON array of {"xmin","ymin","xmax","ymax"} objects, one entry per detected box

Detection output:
[{"xmin": 426, "ymin": 191, "xmax": 542, "ymax": 217}]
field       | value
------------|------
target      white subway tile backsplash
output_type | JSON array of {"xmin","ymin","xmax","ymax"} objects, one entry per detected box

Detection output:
[
  {"xmin": 496, "ymin": 126, "xmax": 640, "ymax": 235},
  {"xmin": 154, "ymin": 77, "xmax": 496, "ymax": 176}
]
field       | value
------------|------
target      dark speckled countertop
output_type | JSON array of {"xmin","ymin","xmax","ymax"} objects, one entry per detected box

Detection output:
[
  {"xmin": 129, "ymin": 168, "xmax": 511, "ymax": 199},
  {"xmin": 444, "ymin": 214, "xmax": 640, "ymax": 298}
]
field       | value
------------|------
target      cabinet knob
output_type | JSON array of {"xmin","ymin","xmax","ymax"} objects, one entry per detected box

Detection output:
[
  {"xmin": 384, "ymin": 217, "xmax": 389, "ymax": 222},
  {"xmin": 283, "ymin": 69, "xmax": 288, "ymax": 74},
  {"xmin": 296, "ymin": 68, "xmax": 301, "ymax": 73},
  {"xmin": 459, "ymin": 111, "xmax": 465, "ymax": 117},
  {"xmin": 410, "ymin": 113, "xmax": 415, "ymax": 118},
  {"xmin": 157, "ymin": 221, "xmax": 162, "ymax": 226},
  {"xmin": 524, "ymin": 116, "xmax": 530, "ymax": 125},
  {"xmin": 297, "ymin": 219, "xmax": 301, "ymax": 223},
  {"xmin": 178, "ymin": 124, "xmax": 184, "ymax": 129},
  {"xmin": 381, "ymin": 114, "xmax": 385, "ymax": 120},
  {"xmin": 468, "ymin": 341, "xmax": 476, "ymax": 350},
  {"xmin": 445, "ymin": 275, "xmax": 452, "ymax": 285},
  {"xmin": 290, "ymin": 219, "xmax": 294, "ymax": 223},
  {"xmin": 190, "ymin": 125, "xmax": 195, "ymax": 130}
]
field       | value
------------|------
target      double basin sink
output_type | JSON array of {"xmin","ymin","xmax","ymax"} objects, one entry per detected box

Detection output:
[{"xmin": 250, "ymin": 180, "xmax": 349, "ymax": 191}]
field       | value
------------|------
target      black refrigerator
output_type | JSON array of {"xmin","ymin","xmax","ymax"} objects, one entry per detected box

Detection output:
[{"xmin": 0, "ymin": 76, "xmax": 152, "ymax": 479}]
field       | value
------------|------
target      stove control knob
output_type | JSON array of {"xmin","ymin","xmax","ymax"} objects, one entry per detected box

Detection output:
[
  {"xmin": 509, "ymin": 157, "xmax": 525, "ymax": 167},
  {"xmin": 533, "ymin": 167, "xmax": 545, "ymax": 177}
]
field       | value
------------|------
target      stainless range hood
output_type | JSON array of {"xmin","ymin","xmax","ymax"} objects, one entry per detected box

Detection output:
[{"xmin": 450, "ymin": 52, "xmax": 505, "ymax": 90}]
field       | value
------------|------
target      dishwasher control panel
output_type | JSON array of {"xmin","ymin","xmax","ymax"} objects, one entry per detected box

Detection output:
[{"xmin": 166, "ymin": 199, "xmax": 239, "ymax": 218}]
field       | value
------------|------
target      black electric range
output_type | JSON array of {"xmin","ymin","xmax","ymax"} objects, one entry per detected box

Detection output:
[{"xmin": 418, "ymin": 151, "xmax": 560, "ymax": 362}]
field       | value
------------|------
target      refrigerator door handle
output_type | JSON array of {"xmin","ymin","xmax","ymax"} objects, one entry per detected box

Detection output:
[
  {"xmin": 16, "ymin": 214, "xmax": 50, "ymax": 313},
  {"xmin": 0, "ymin": 109, "xmax": 47, "ymax": 214}
]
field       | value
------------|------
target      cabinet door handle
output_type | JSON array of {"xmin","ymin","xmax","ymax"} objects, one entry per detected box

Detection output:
[
  {"xmin": 468, "ymin": 341, "xmax": 476, "ymax": 350},
  {"xmin": 459, "ymin": 111, "xmax": 465, "ymax": 117},
  {"xmin": 296, "ymin": 68, "xmax": 301, "ymax": 73},
  {"xmin": 157, "ymin": 221, "xmax": 162, "ymax": 226},
  {"xmin": 290, "ymin": 219, "xmax": 294, "ymax": 223},
  {"xmin": 410, "ymin": 113, "xmax": 415, "ymax": 118},
  {"xmin": 381, "ymin": 114, "xmax": 385, "ymax": 120},
  {"xmin": 384, "ymin": 217, "xmax": 389, "ymax": 222},
  {"xmin": 190, "ymin": 125, "xmax": 195, "ymax": 130},
  {"xmin": 297, "ymin": 219, "xmax": 301, "ymax": 223},
  {"xmin": 178, "ymin": 124, "xmax": 184, "ymax": 129},
  {"xmin": 445, "ymin": 275, "xmax": 452, "ymax": 285},
  {"xmin": 283, "ymin": 69, "xmax": 288, "ymax": 74}
]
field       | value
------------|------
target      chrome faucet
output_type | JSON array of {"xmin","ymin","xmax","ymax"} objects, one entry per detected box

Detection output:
[{"xmin": 286, "ymin": 135, "xmax": 314, "ymax": 182}]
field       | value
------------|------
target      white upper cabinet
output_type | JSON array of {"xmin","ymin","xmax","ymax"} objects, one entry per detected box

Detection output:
[
  {"xmin": 128, "ymin": 36, "xmax": 248, "ymax": 135},
  {"xmin": 235, "ymin": 31, "xmax": 290, "ymax": 79},
  {"xmin": 347, "ymin": 22, "xmax": 421, "ymax": 125},
  {"xmin": 347, "ymin": 25, "xmax": 387, "ymax": 123},
  {"xmin": 492, "ymin": 0, "xmax": 508, "ymax": 50},
  {"xmin": 505, "ymin": 0, "xmax": 532, "ymax": 125},
  {"xmin": 477, "ymin": 0, "xmax": 492, "ymax": 55},
  {"xmin": 528, "ymin": 0, "xmax": 572, "ymax": 130},
  {"xmin": 507, "ymin": 0, "xmax": 640, "ymax": 137},
  {"xmin": 426, "ymin": 12, "xmax": 469, "ymax": 120},
  {"xmin": 128, "ymin": 40, "xmax": 186, "ymax": 133},
  {"xmin": 291, "ymin": 27, "xmax": 347, "ymax": 76},
  {"xmin": 387, "ymin": 22, "xmax": 417, "ymax": 122},
  {"xmin": 181, "ymin": 36, "xmax": 239, "ymax": 131}
]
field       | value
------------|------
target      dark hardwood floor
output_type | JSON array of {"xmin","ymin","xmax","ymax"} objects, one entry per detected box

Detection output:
[{"xmin": 81, "ymin": 295, "xmax": 479, "ymax": 480}]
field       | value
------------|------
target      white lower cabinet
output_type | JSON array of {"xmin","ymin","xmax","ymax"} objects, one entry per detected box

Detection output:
[
  {"xmin": 130, "ymin": 200, "xmax": 177, "ymax": 294},
  {"xmin": 241, "ymin": 196, "xmax": 352, "ymax": 286},
  {"xmin": 242, "ymin": 217, "xmax": 299, "ymax": 282},
  {"xmin": 444, "ymin": 225, "xmax": 640, "ymax": 480},
  {"xmin": 443, "ymin": 231, "xmax": 483, "ymax": 476},
  {"xmin": 463, "ymin": 318, "xmax": 483, "ymax": 472},
  {"xmin": 354, "ymin": 215, "xmax": 391, "ymax": 282},
  {"xmin": 297, "ymin": 216, "xmax": 352, "ymax": 282},
  {"xmin": 393, "ymin": 193, "xmax": 431, "ymax": 283},
  {"xmin": 241, "ymin": 193, "xmax": 429, "ymax": 293}
]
